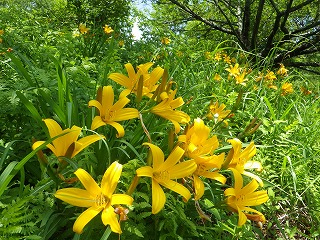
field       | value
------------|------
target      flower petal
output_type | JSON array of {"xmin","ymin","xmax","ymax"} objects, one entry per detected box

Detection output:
[
  {"xmin": 91, "ymin": 116, "xmax": 107, "ymax": 130},
  {"xmin": 243, "ymin": 171, "xmax": 264, "ymax": 187},
  {"xmin": 74, "ymin": 168, "xmax": 101, "ymax": 196},
  {"xmin": 108, "ymin": 121, "xmax": 125, "ymax": 138},
  {"xmin": 169, "ymin": 160, "xmax": 197, "ymax": 179},
  {"xmin": 101, "ymin": 161, "xmax": 122, "ymax": 198},
  {"xmin": 72, "ymin": 134, "xmax": 104, "ymax": 158},
  {"xmin": 88, "ymin": 99, "xmax": 103, "ymax": 114},
  {"xmin": 230, "ymin": 168, "xmax": 243, "ymax": 190},
  {"xmin": 73, "ymin": 206, "xmax": 101, "ymax": 234},
  {"xmin": 237, "ymin": 206, "xmax": 248, "ymax": 226},
  {"xmin": 193, "ymin": 175, "xmax": 205, "ymax": 200},
  {"xmin": 136, "ymin": 166, "xmax": 153, "ymax": 178},
  {"xmin": 111, "ymin": 194, "xmax": 134, "ymax": 206},
  {"xmin": 160, "ymin": 179, "xmax": 191, "ymax": 201},
  {"xmin": 112, "ymin": 108, "xmax": 139, "ymax": 121},
  {"xmin": 240, "ymin": 179, "xmax": 259, "ymax": 195},
  {"xmin": 43, "ymin": 119, "xmax": 62, "ymax": 138},
  {"xmin": 201, "ymin": 171, "xmax": 227, "ymax": 184},
  {"xmin": 101, "ymin": 86, "xmax": 114, "ymax": 114},
  {"xmin": 101, "ymin": 206, "xmax": 122, "ymax": 233},
  {"xmin": 143, "ymin": 143, "xmax": 164, "ymax": 170},
  {"xmin": 152, "ymin": 179, "xmax": 166, "ymax": 214},
  {"xmin": 158, "ymin": 146, "xmax": 185, "ymax": 173},
  {"xmin": 55, "ymin": 188, "xmax": 94, "ymax": 207}
]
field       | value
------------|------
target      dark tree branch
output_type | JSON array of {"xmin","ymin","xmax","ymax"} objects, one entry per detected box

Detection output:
[
  {"xmin": 241, "ymin": 0, "xmax": 251, "ymax": 48},
  {"xmin": 288, "ymin": 0, "xmax": 317, "ymax": 14},
  {"xmin": 168, "ymin": 0, "xmax": 233, "ymax": 34},
  {"xmin": 292, "ymin": 20, "xmax": 320, "ymax": 34},
  {"xmin": 250, "ymin": 0, "xmax": 265, "ymax": 50}
]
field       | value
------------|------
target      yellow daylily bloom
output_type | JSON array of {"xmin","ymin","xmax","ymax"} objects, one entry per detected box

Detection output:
[
  {"xmin": 265, "ymin": 70, "xmax": 277, "ymax": 81},
  {"xmin": 235, "ymin": 70, "xmax": 248, "ymax": 85},
  {"xmin": 103, "ymin": 24, "xmax": 114, "ymax": 34},
  {"xmin": 225, "ymin": 63, "xmax": 240, "ymax": 78},
  {"xmin": 55, "ymin": 162, "xmax": 133, "ymax": 234},
  {"xmin": 136, "ymin": 143, "xmax": 197, "ymax": 214},
  {"xmin": 178, "ymin": 118, "xmax": 219, "ymax": 158},
  {"xmin": 161, "ymin": 37, "xmax": 171, "ymax": 45},
  {"xmin": 281, "ymin": 82, "xmax": 294, "ymax": 96},
  {"xmin": 277, "ymin": 63, "xmax": 288, "ymax": 76},
  {"xmin": 224, "ymin": 168, "xmax": 269, "ymax": 226},
  {"xmin": 213, "ymin": 73, "xmax": 222, "ymax": 81},
  {"xmin": 32, "ymin": 119, "xmax": 103, "ymax": 159},
  {"xmin": 88, "ymin": 86, "xmax": 139, "ymax": 137},
  {"xmin": 192, "ymin": 154, "xmax": 226, "ymax": 200},
  {"xmin": 151, "ymin": 90, "xmax": 190, "ymax": 133},
  {"xmin": 79, "ymin": 23, "xmax": 89, "ymax": 34},
  {"xmin": 226, "ymin": 138, "xmax": 263, "ymax": 186},
  {"xmin": 207, "ymin": 101, "xmax": 231, "ymax": 124},
  {"xmin": 109, "ymin": 62, "xmax": 164, "ymax": 98}
]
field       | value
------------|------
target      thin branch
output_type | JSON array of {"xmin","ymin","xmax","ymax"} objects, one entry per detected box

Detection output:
[
  {"xmin": 292, "ymin": 20, "xmax": 320, "ymax": 34},
  {"xmin": 288, "ymin": 0, "xmax": 317, "ymax": 14},
  {"xmin": 168, "ymin": 0, "xmax": 233, "ymax": 34}
]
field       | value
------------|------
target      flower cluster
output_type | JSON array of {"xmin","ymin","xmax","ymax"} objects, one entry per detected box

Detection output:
[{"xmin": 33, "ymin": 62, "xmax": 269, "ymax": 235}]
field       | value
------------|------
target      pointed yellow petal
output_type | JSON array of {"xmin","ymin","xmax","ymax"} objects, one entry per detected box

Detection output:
[
  {"xmin": 91, "ymin": 116, "xmax": 107, "ymax": 130},
  {"xmin": 101, "ymin": 161, "xmax": 122, "ymax": 198},
  {"xmin": 74, "ymin": 168, "xmax": 101, "ymax": 196},
  {"xmin": 160, "ymin": 179, "xmax": 191, "ymax": 201},
  {"xmin": 224, "ymin": 188, "xmax": 236, "ymax": 197},
  {"xmin": 43, "ymin": 119, "xmax": 62, "ymax": 138},
  {"xmin": 136, "ymin": 166, "xmax": 153, "ymax": 178},
  {"xmin": 88, "ymin": 99, "xmax": 103, "ymax": 113},
  {"xmin": 32, "ymin": 141, "xmax": 46, "ymax": 151},
  {"xmin": 158, "ymin": 146, "xmax": 185, "ymax": 172},
  {"xmin": 240, "ymin": 179, "xmax": 259, "ymax": 195},
  {"xmin": 111, "ymin": 96, "xmax": 130, "ymax": 110},
  {"xmin": 125, "ymin": 63, "xmax": 137, "ymax": 82},
  {"xmin": 228, "ymin": 138, "xmax": 242, "ymax": 156},
  {"xmin": 152, "ymin": 179, "xmax": 166, "ymax": 214},
  {"xmin": 109, "ymin": 73, "xmax": 133, "ymax": 89},
  {"xmin": 193, "ymin": 175, "xmax": 205, "ymax": 200},
  {"xmin": 73, "ymin": 206, "xmax": 101, "ymax": 234},
  {"xmin": 112, "ymin": 108, "xmax": 139, "ymax": 121},
  {"xmin": 243, "ymin": 191, "xmax": 269, "ymax": 206},
  {"xmin": 101, "ymin": 206, "xmax": 122, "ymax": 233},
  {"xmin": 237, "ymin": 207, "xmax": 247, "ymax": 226},
  {"xmin": 108, "ymin": 121, "xmax": 125, "ymax": 138},
  {"xmin": 169, "ymin": 160, "xmax": 197, "ymax": 179},
  {"xmin": 230, "ymin": 168, "xmax": 243, "ymax": 190},
  {"xmin": 111, "ymin": 194, "xmax": 134, "ymax": 205},
  {"xmin": 55, "ymin": 188, "xmax": 94, "ymax": 207},
  {"xmin": 143, "ymin": 143, "xmax": 164, "ymax": 170},
  {"xmin": 243, "ymin": 171, "xmax": 264, "ymax": 187},
  {"xmin": 101, "ymin": 86, "xmax": 114, "ymax": 114},
  {"xmin": 201, "ymin": 171, "xmax": 227, "ymax": 184},
  {"xmin": 72, "ymin": 134, "xmax": 104, "ymax": 158}
]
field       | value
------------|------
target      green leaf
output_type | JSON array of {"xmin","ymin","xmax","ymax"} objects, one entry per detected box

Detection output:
[{"xmin": 16, "ymin": 91, "xmax": 43, "ymax": 124}]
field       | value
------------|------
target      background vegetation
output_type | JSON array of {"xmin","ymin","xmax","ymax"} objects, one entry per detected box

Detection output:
[{"xmin": 0, "ymin": 0, "xmax": 319, "ymax": 239}]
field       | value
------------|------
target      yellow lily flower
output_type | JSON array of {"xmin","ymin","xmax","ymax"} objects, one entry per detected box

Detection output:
[
  {"xmin": 235, "ymin": 70, "xmax": 248, "ymax": 85},
  {"xmin": 226, "ymin": 138, "xmax": 263, "ymax": 186},
  {"xmin": 108, "ymin": 62, "xmax": 164, "ymax": 98},
  {"xmin": 79, "ymin": 23, "xmax": 89, "ymax": 34},
  {"xmin": 136, "ymin": 143, "xmax": 197, "ymax": 214},
  {"xmin": 178, "ymin": 118, "xmax": 219, "ymax": 158},
  {"xmin": 277, "ymin": 63, "xmax": 288, "ymax": 76},
  {"xmin": 193, "ymin": 154, "xmax": 226, "ymax": 200},
  {"xmin": 224, "ymin": 168, "xmax": 269, "ymax": 226},
  {"xmin": 265, "ymin": 70, "xmax": 277, "ymax": 81},
  {"xmin": 151, "ymin": 90, "xmax": 190, "ymax": 133},
  {"xmin": 206, "ymin": 101, "xmax": 231, "ymax": 124},
  {"xmin": 88, "ymin": 86, "xmax": 139, "ymax": 137},
  {"xmin": 103, "ymin": 24, "xmax": 114, "ymax": 34},
  {"xmin": 281, "ymin": 82, "xmax": 294, "ymax": 96},
  {"xmin": 32, "ymin": 119, "xmax": 103, "ymax": 159},
  {"xmin": 225, "ymin": 63, "xmax": 240, "ymax": 78},
  {"xmin": 55, "ymin": 161, "xmax": 133, "ymax": 234}
]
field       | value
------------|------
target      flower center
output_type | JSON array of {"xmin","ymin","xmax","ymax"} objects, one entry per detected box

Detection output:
[
  {"xmin": 236, "ymin": 194, "xmax": 245, "ymax": 202},
  {"xmin": 154, "ymin": 170, "xmax": 170, "ymax": 181},
  {"xmin": 195, "ymin": 164, "xmax": 206, "ymax": 175},
  {"xmin": 102, "ymin": 110, "xmax": 116, "ymax": 121},
  {"xmin": 95, "ymin": 193, "xmax": 110, "ymax": 207}
]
